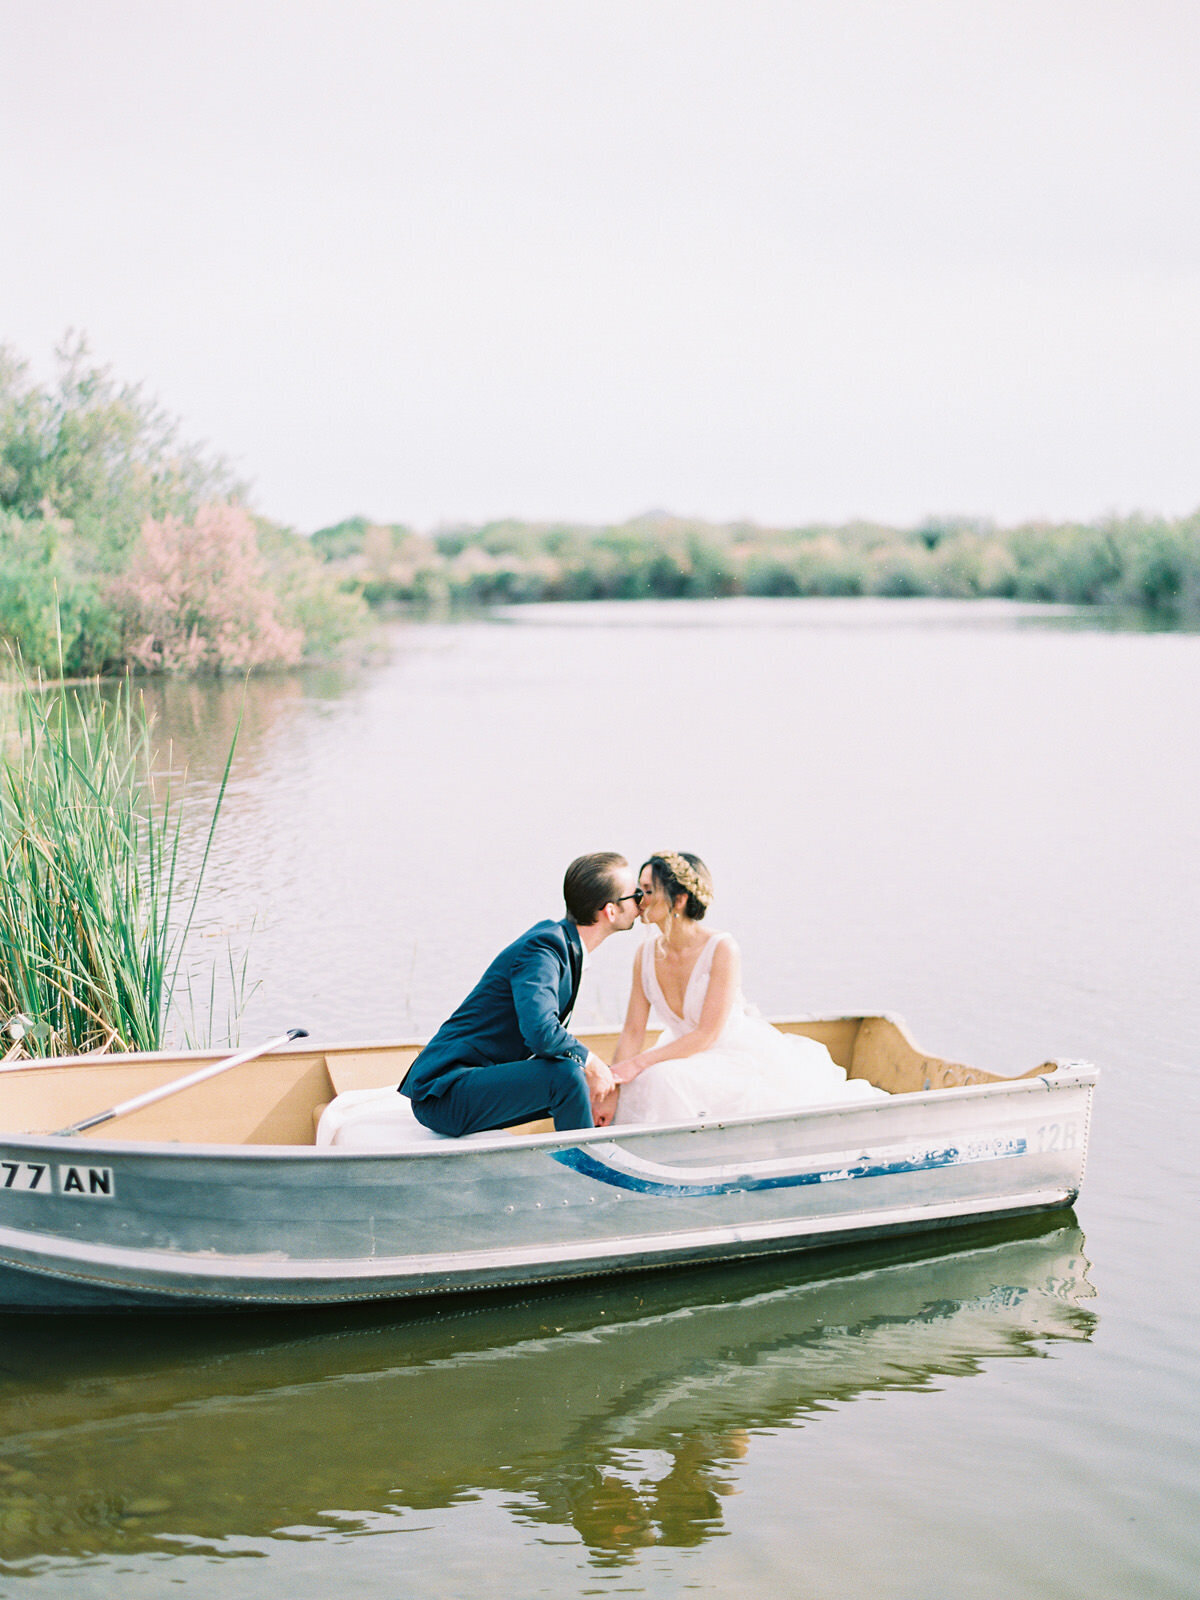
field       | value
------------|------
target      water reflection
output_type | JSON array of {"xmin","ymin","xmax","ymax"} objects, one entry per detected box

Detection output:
[
  {"xmin": 0, "ymin": 1217, "xmax": 1094, "ymax": 1570},
  {"xmin": 131, "ymin": 668, "xmax": 349, "ymax": 791}
]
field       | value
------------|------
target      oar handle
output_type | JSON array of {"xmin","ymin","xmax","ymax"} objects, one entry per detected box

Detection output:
[{"xmin": 58, "ymin": 1028, "xmax": 309, "ymax": 1137}]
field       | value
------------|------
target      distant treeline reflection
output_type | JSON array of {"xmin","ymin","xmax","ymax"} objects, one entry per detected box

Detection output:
[{"xmin": 314, "ymin": 510, "xmax": 1200, "ymax": 622}]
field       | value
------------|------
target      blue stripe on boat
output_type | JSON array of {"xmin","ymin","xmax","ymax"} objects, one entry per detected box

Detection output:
[{"xmin": 551, "ymin": 1137, "xmax": 1027, "ymax": 1198}]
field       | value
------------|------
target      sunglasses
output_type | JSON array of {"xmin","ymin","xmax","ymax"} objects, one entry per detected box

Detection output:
[{"xmin": 614, "ymin": 888, "xmax": 646, "ymax": 906}]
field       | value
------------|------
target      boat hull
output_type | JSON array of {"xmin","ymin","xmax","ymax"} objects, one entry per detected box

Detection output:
[{"xmin": 0, "ymin": 1067, "xmax": 1094, "ymax": 1311}]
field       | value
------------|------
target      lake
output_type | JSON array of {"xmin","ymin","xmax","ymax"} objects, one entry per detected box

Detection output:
[{"xmin": 0, "ymin": 598, "xmax": 1196, "ymax": 1598}]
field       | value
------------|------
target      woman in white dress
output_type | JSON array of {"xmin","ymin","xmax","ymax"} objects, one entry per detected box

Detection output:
[{"xmin": 595, "ymin": 851, "xmax": 885, "ymax": 1127}]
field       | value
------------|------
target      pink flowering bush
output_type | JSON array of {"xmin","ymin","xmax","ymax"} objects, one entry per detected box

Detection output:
[{"xmin": 117, "ymin": 503, "xmax": 303, "ymax": 673}]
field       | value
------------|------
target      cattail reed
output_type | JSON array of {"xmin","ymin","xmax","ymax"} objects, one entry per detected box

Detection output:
[{"xmin": 0, "ymin": 668, "xmax": 234, "ymax": 1059}]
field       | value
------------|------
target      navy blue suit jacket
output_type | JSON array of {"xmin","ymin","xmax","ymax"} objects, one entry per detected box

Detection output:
[{"xmin": 401, "ymin": 918, "xmax": 587, "ymax": 1102}]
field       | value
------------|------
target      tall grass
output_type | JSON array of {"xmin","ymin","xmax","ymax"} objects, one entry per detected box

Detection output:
[{"xmin": 0, "ymin": 666, "xmax": 235, "ymax": 1060}]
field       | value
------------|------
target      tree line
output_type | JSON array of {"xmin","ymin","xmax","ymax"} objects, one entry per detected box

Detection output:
[
  {"xmin": 312, "ymin": 507, "xmax": 1200, "ymax": 620},
  {"xmin": 4, "ymin": 335, "xmax": 1198, "ymax": 678}
]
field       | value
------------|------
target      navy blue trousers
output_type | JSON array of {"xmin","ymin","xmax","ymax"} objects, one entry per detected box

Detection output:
[{"xmin": 409, "ymin": 1056, "xmax": 593, "ymax": 1137}]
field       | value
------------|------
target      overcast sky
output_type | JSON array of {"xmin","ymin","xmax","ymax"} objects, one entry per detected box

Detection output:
[{"xmin": 3, "ymin": 0, "xmax": 1199, "ymax": 533}]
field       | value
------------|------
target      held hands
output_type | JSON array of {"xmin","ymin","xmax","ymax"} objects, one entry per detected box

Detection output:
[
  {"xmin": 590, "ymin": 1053, "xmax": 653, "ymax": 1124},
  {"xmin": 590, "ymin": 1084, "xmax": 619, "ymax": 1127},
  {"xmin": 584, "ymin": 1051, "xmax": 618, "ymax": 1128},
  {"xmin": 612, "ymin": 1054, "xmax": 651, "ymax": 1084},
  {"xmin": 583, "ymin": 1051, "xmax": 616, "ymax": 1099}
]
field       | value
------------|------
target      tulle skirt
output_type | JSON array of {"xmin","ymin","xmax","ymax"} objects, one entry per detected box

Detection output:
[{"xmin": 613, "ymin": 1012, "xmax": 887, "ymax": 1126}]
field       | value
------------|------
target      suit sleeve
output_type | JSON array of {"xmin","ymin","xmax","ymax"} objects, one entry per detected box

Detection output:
[{"xmin": 510, "ymin": 934, "xmax": 588, "ymax": 1066}]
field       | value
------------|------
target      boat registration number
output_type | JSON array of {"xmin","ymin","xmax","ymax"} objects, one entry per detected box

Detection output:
[{"xmin": 1, "ymin": 1161, "xmax": 115, "ymax": 1199}]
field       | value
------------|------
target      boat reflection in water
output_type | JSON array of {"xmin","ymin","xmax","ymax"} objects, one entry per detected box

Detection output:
[{"xmin": 0, "ymin": 1217, "xmax": 1095, "ymax": 1569}]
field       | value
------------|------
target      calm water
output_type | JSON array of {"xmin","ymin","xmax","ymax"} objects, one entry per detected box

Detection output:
[{"xmin": 1, "ymin": 598, "xmax": 1197, "ymax": 1597}]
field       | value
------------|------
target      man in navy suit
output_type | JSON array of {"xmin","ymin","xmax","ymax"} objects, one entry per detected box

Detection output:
[{"xmin": 401, "ymin": 852, "xmax": 642, "ymax": 1137}]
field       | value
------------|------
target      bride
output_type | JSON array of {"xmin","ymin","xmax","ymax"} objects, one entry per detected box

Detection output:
[{"xmin": 594, "ymin": 851, "xmax": 886, "ymax": 1127}]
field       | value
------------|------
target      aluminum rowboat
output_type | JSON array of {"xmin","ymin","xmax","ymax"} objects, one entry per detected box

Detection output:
[{"xmin": 0, "ymin": 1014, "xmax": 1096, "ymax": 1311}]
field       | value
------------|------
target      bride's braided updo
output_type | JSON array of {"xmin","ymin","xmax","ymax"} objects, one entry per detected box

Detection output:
[{"xmin": 645, "ymin": 851, "xmax": 714, "ymax": 920}]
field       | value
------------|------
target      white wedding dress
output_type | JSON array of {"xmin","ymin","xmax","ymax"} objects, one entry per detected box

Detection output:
[{"xmin": 613, "ymin": 934, "xmax": 887, "ymax": 1126}]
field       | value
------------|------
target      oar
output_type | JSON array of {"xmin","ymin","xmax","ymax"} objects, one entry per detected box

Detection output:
[{"xmin": 56, "ymin": 1028, "xmax": 310, "ymax": 1137}]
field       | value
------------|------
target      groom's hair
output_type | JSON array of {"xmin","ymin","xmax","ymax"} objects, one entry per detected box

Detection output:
[{"xmin": 563, "ymin": 852, "xmax": 627, "ymax": 925}]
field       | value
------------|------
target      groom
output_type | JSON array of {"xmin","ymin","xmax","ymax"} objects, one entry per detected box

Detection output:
[{"xmin": 400, "ymin": 852, "xmax": 642, "ymax": 1136}]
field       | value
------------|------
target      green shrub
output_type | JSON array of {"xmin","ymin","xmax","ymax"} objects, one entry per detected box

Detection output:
[
  {"xmin": 255, "ymin": 519, "xmax": 369, "ymax": 659},
  {"xmin": 0, "ymin": 508, "xmax": 120, "ymax": 675},
  {"xmin": 0, "ymin": 340, "xmax": 370, "ymax": 673},
  {"xmin": 0, "ymin": 334, "xmax": 237, "ymax": 570}
]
